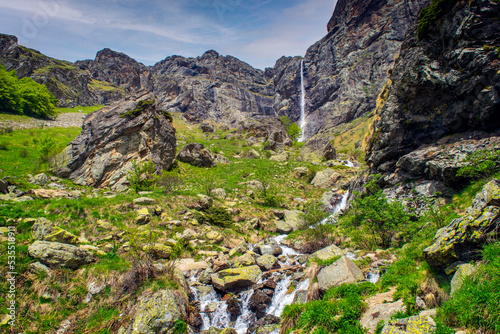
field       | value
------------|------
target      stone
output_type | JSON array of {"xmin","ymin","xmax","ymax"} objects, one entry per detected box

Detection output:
[
  {"xmin": 57, "ymin": 93, "xmax": 176, "ymax": 191},
  {"xmin": 249, "ymin": 289, "xmax": 272, "ymax": 319},
  {"xmin": 143, "ymin": 243, "xmax": 172, "ymax": 259},
  {"xmin": 247, "ymin": 315, "xmax": 281, "ymax": 334},
  {"xmin": 274, "ymin": 220, "xmax": 294, "ymax": 234},
  {"xmin": 226, "ymin": 295, "xmax": 241, "ymax": 321},
  {"xmin": 212, "ymin": 188, "xmax": 227, "ymax": 200},
  {"xmin": 298, "ymin": 138, "xmax": 336, "ymax": 162},
  {"xmin": 133, "ymin": 197, "xmax": 156, "ymax": 205},
  {"xmin": 311, "ymin": 169, "xmax": 341, "ymax": 188},
  {"xmin": 236, "ymin": 252, "xmax": 257, "ymax": 266},
  {"xmin": 316, "ymin": 256, "xmax": 364, "ymax": 292},
  {"xmin": 131, "ymin": 289, "xmax": 188, "ymax": 334},
  {"xmin": 240, "ymin": 119, "xmax": 292, "ymax": 151},
  {"xmin": 197, "ymin": 194, "xmax": 213, "ymax": 210},
  {"xmin": 32, "ymin": 218, "xmax": 78, "ymax": 245},
  {"xmin": 281, "ymin": 210, "xmax": 304, "ymax": 231},
  {"xmin": 244, "ymin": 149, "xmax": 261, "ymax": 159},
  {"xmin": 381, "ymin": 313, "xmax": 436, "ymax": 334},
  {"xmin": 450, "ymin": 263, "xmax": 477, "ymax": 297},
  {"xmin": 206, "ymin": 231, "xmax": 223, "ymax": 243},
  {"xmin": 29, "ymin": 262, "xmax": 52, "ymax": 276},
  {"xmin": 292, "ymin": 290, "xmax": 308, "ymax": 304},
  {"xmin": 211, "ymin": 265, "xmax": 263, "ymax": 292},
  {"xmin": 213, "ymin": 259, "xmax": 230, "ymax": 272},
  {"xmin": 28, "ymin": 189, "xmax": 78, "ymax": 199},
  {"xmin": 360, "ymin": 289, "xmax": 406, "ymax": 334},
  {"xmin": 254, "ymin": 239, "xmax": 283, "ymax": 256},
  {"xmin": 28, "ymin": 241, "xmax": 94, "ymax": 269},
  {"xmin": 176, "ymin": 143, "xmax": 216, "ymax": 167},
  {"xmin": 176, "ymin": 258, "xmax": 210, "ymax": 273},
  {"xmin": 135, "ymin": 208, "xmax": 151, "ymax": 225},
  {"xmin": 310, "ymin": 244, "xmax": 343, "ymax": 262},
  {"xmin": 246, "ymin": 136, "xmax": 259, "ymax": 146},
  {"xmin": 0, "ymin": 179, "xmax": 7, "ymax": 194},
  {"xmin": 200, "ymin": 123, "xmax": 215, "ymax": 133},
  {"xmin": 424, "ymin": 179, "xmax": 500, "ymax": 270},
  {"xmin": 256, "ymin": 254, "xmax": 279, "ymax": 271},
  {"xmin": 29, "ymin": 173, "xmax": 50, "ymax": 186},
  {"xmin": 269, "ymin": 151, "xmax": 288, "ymax": 162},
  {"xmin": 294, "ymin": 167, "xmax": 309, "ymax": 178}
]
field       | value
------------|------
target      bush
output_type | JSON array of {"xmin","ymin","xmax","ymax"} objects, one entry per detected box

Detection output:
[
  {"xmin": 126, "ymin": 159, "xmax": 156, "ymax": 193},
  {"xmin": 416, "ymin": 0, "xmax": 458, "ymax": 39},
  {"xmin": 156, "ymin": 170, "xmax": 183, "ymax": 194},
  {"xmin": 256, "ymin": 170, "xmax": 283, "ymax": 207},
  {"xmin": 195, "ymin": 206, "xmax": 233, "ymax": 228},
  {"xmin": 279, "ymin": 115, "xmax": 302, "ymax": 142},
  {"xmin": 0, "ymin": 65, "xmax": 57, "ymax": 117},
  {"xmin": 301, "ymin": 200, "xmax": 330, "ymax": 228},
  {"xmin": 456, "ymin": 149, "xmax": 500, "ymax": 180},
  {"xmin": 438, "ymin": 242, "xmax": 500, "ymax": 332}
]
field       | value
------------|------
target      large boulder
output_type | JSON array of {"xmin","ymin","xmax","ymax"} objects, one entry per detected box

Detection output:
[
  {"xmin": 360, "ymin": 289, "xmax": 406, "ymax": 333},
  {"xmin": 423, "ymin": 179, "xmax": 500, "ymax": 270},
  {"xmin": 249, "ymin": 289, "xmax": 272, "ymax": 319},
  {"xmin": 211, "ymin": 265, "xmax": 263, "ymax": 292},
  {"xmin": 176, "ymin": 143, "xmax": 216, "ymax": 167},
  {"xmin": 239, "ymin": 119, "xmax": 292, "ymax": 151},
  {"xmin": 253, "ymin": 239, "xmax": 283, "ymax": 256},
  {"xmin": 381, "ymin": 312, "xmax": 436, "ymax": 334},
  {"xmin": 32, "ymin": 218, "xmax": 78, "ymax": 245},
  {"xmin": 28, "ymin": 241, "xmax": 94, "ymax": 269},
  {"xmin": 256, "ymin": 254, "xmax": 279, "ymax": 271},
  {"xmin": 450, "ymin": 263, "xmax": 477, "ymax": 297},
  {"xmin": 311, "ymin": 169, "xmax": 341, "ymax": 189},
  {"xmin": 310, "ymin": 244, "xmax": 343, "ymax": 263},
  {"xmin": 316, "ymin": 256, "xmax": 364, "ymax": 292},
  {"xmin": 57, "ymin": 93, "xmax": 176, "ymax": 191},
  {"xmin": 298, "ymin": 138, "xmax": 336, "ymax": 162},
  {"xmin": 130, "ymin": 289, "xmax": 188, "ymax": 334}
]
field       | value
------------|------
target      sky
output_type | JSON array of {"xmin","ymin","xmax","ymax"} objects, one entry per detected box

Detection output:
[{"xmin": 0, "ymin": 0, "xmax": 337, "ymax": 70}]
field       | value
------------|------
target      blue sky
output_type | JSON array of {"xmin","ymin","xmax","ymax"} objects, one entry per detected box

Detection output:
[{"xmin": 0, "ymin": 0, "xmax": 336, "ymax": 69}]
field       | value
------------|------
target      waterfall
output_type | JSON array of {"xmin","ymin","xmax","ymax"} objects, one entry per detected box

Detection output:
[
  {"xmin": 321, "ymin": 191, "xmax": 350, "ymax": 224},
  {"xmin": 298, "ymin": 59, "xmax": 306, "ymax": 142}
]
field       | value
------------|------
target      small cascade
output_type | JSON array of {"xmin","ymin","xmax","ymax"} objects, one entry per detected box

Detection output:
[
  {"xmin": 233, "ymin": 290, "xmax": 255, "ymax": 334},
  {"xmin": 273, "ymin": 234, "xmax": 300, "ymax": 257},
  {"xmin": 189, "ymin": 281, "xmax": 230, "ymax": 330},
  {"xmin": 344, "ymin": 160, "xmax": 355, "ymax": 168},
  {"xmin": 321, "ymin": 190, "xmax": 350, "ymax": 224},
  {"xmin": 298, "ymin": 59, "xmax": 306, "ymax": 142},
  {"xmin": 267, "ymin": 277, "xmax": 310, "ymax": 317}
]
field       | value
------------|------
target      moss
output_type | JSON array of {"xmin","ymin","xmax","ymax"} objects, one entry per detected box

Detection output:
[
  {"xmin": 121, "ymin": 100, "xmax": 155, "ymax": 118},
  {"xmin": 417, "ymin": 0, "xmax": 458, "ymax": 39}
]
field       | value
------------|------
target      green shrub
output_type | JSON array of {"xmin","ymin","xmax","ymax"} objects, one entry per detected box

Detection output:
[
  {"xmin": 300, "ymin": 200, "xmax": 330, "ymax": 228},
  {"xmin": 126, "ymin": 159, "xmax": 156, "ymax": 193},
  {"xmin": 279, "ymin": 115, "xmax": 302, "ymax": 142},
  {"xmin": 156, "ymin": 170, "xmax": 183, "ymax": 194},
  {"xmin": 456, "ymin": 149, "xmax": 500, "ymax": 180},
  {"xmin": 195, "ymin": 206, "xmax": 233, "ymax": 228},
  {"xmin": 438, "ymin": 242, "xmax": 500, "ymax": 332},
  {"xmin": 173, "ymin": 319, "xmax": 187, "ymax": 334},
  {"xmin": 417, "ymin": 0, "xmax": 458, "ymax": 39},
  {"xmin": 121, "ymin": 100, "xmax": 154, "ymax": 118}
]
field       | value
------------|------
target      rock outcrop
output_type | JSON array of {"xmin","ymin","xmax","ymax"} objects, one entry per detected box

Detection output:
[
  {"xmin": 366, "ymin": 0, "xmax": 500, "ymax": 170},
  {"xmin": 176, "ymin": 143, "xmax": 216, "ymax": 167},
  {"xmin": 57, "ymin": 93, "xmax": 176, "ymax": 190},
  {"xmin": 316, "ymin": 256, "xmax": 364, "ymax": 292},
  {"xmin": 424, "ymin": 179, "xmax": 500, "ymax": 270},
  {"xmin": 28, "ymin": 241, "xmax": 94, "ymax": 269},
  {"xmin": 211, "ymin": 265, "xmax": 263, "ymax": 292}
]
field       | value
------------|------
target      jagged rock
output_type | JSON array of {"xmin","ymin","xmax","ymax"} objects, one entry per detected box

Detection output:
[
  {"xmin": 226, "ymin": 295, "xmax": 241, "ymax": 322},
  {"xmin": 177, "ymin": 143, "xmax": 216, "ymax": 167},
  {"xmin": 310, "ymin": 244, "xmax": 343, "ymax": 263},
  {"xmin": 215, "ymin": 154, "xmax": 231, "ymax": 164},
  {"xmin": 298, "ymin": 138, "xmax": 336, "ymax": 162},
  {"xmin": 129, "ymin": 289, "xmax": 188, "ymax": 334},
  {"xmin": 244, "ymin": 149, "xmax": 261, "ymax": 159},
  {"xmin": 176, "ymin": 259, "xmax": 209, "ymax": 273},
  {"xmin": 274, "ymin": 220, "xmax": 294, "ymax": 234},
  {"xmin": 360, "ymin": 289, "xmax": 406, "ymax": 333},
  {"xmin": 28, "ymin": 241, "xmax": 94, "ymax": 269},
  {"xmin": 211, "ymin": 265, "xmax": 263, "ymax": 292},
  {"xmin": 198, "ymin": 268, "xmax": 214, "ymax": 285},
  {"xmin": 321, "ymin": 189, "xmax": 346, "ymax": 212},
  {"xmin": 450, "ymin": 263, "xmax": 477, "ymax": 297},
  {"xmin": 423, "ymin": 179, "xmax": 500, "ymax": 270},
  {"xmin": 246, "ymin": 136, "xmax": 259, "ymax": 146},
  {"xmin": 213, "ymin": 259, "xmax": 230, "ymax": 273},
  {"xmin": 57, "ymin": 93, "xmax": 176, "ymax": 190},
  {"xmin": 29, "ymin": 173, "xmax": 50, "ymax": 186},
  {"xmin": 311, "ymin": 169, "xmax": 341, "ymax": 188},
  {"xmin": 0, "ymin": 179, "xmax": 7, "ymax": 194},
  {"xmin": 206, "ymin": 231, "xmax": 223, "ymax": 244},
  {"xmin": 200, "ymin": 123, "xmax": 215, "ymax": 133},
  {"xmin": 135, "ymin": 208, "xmax": 151, "ymax": 225},
  {"xmin": 316, "ymin": 256, "xmax": 364, "ymax": 292},
  {"xmin": 29, "ymin": 262, "xmax": 52, "ymax": 276},
  {"xmin": 249, "ymin": 289, "xmax": 272, "ymax": 319},
  {"xmin": 282, "ymin": 210, "xmax": 304, "ymax": 231},
  {"xmin": 293, "ymin": 167, "xmax": 309, "ymax": 178},
  {"xmin": 28, "ymin": 189, "xmax": 81, "ymax": 200},
  {"xmin": 212, "ymin": 188, "xmax": 227, "ymax": 200},
  {"xmin": 253, "ymin": 239, "xmax": 283, "ymax": 256},
  {"xmin": 247, "ymin": 315, "xmax": 280, "ymax": 334},
  {"xmin": 143, "ymin": 243, "xmax": 172, "ymax": 259},
  {"xmin": 256, "ymin": 254, "xmax": 279, "ymax": 271},
  {"xmin": 229, "ymin": 241, "xmax": 249, "ymax": 257},
  {"xmin": 366, "ymin": 0, "xmax": 500, "ymax": 170},
  {"xmin": 292, "ymin": 290, "xmax": 308, "ymax": 304},
  {"xmin": 32, "ymin": 218, "xmax": 78, "ymax": 245},
  {"xmin": 133, "ymin": 197, "xmax": 156, "ymax": 205},
  {"xmin": 197, "ymin": 194, "xmax": 214, "ymax": 210},
  {"xmin": 381, "ymin": 312, "xmax": 436, "ymax": 334},
  {"xmin": 236, "ymin": 252, "xmax": 257, "ymax": 266}
]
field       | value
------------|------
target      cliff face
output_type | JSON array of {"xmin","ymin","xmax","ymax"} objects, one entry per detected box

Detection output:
[
  {"xmin": 366, "ymin": 0, "xmax": 500, "ymax": 170},
  {"xmin": 272, "ymin": 0, "xmax": 428, "ymax": 139}
]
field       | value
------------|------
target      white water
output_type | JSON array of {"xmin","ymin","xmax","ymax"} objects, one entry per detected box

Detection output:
[
  {"xmin": 234, "ymin": 290, "xmax": 255, "ymax": 334},
  {"xmin": 273, "ymin": 235, "xmax": 301, "ymax": 257},
  {"xmin": 344, "ymin": 160, "xmax": 355, "ymax": 168},
  {"xmin": 267, "ymin": 277, "xmax": 310, "ymax": 317},
  {"xmin": 298, "ymin": 59, "xmax": 306, "ymax": 142},
  {"xmin": 189, "ymin": 281, "xmax": 230, "ymax": 330},
  {"xmin": 321, "ymin": 191, "xmax": 350, "ymax": 224}
]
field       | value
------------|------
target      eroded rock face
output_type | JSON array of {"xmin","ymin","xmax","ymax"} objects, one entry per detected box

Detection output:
[
  {"xmin": 424, "ymin": 179, "xmax": 500, "ymax": 270},
  {"xmin": 57, "ymin": 93, "xmax": 176, "ymax": 191},
  {"xmin": 366, "ymin": 0, "xmax": 500, "ymax": 170}
]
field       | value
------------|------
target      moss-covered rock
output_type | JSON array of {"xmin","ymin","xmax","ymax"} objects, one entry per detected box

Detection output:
[
  {"xmin": 310, "ymin": 244, "xmax": 343, "ymax": 262},
  {"xmin": 424, "ymin": 179, "xmax": 500, "ymax": 270},
  {"xmin": 381, "ymin": 313, "xmax": 436, "ymax": 334},
  {"xmin": 28, "ymin": 241, "xmax": 94, "ymax": 269},
  {"xmin": 135, "ymin": 208, "xmax": 151, "ymax": 225},
  {"xmin": 256, "ymin": 254, "xmax": 279, "ymax": 271},
  {"xmin": 143, "ymin": 243, "xmax": 172, "ymax": 259},
  {"xmin": 211, "ymin": 265, "xmax": 263, "ymax": 292},
  {"xmin": 32, "ymin": 217, "xmax": 78, "ymax": 245},
  {"xmin": 316, "ymin": 256, "xmax": 364, "ymax": 292},
  {"xmin": 130, "ymin": 289, "xmax": 188, "ymax": 334},
  {"xmin": 450, "ymin": 263, "xmax": 477, "ymax": 297}
]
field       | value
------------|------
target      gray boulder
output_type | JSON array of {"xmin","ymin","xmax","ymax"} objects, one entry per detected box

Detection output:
[
  {"xmin": 311, "ymin": 169, "xmax": 341, "ymax": 188},
  {"xmin": 199, "ymin": 123, "xmax": 215, "ymax": 133},
  {"xmin": 57, "ymin": 93, "xmax": 176, "ymax": 191},
  {"xmin": 298, "ymin": 138, "xmax": 336, "ymax": 162},
  {"xmin": 28, "ymin": 241, "xmax": 94, "ymax": 269},
  {"xmin": 254, "ymin": 239, "xmax": 283, "ymax": 256},
  {"xmin": 316, "ymin": 256, "xmax": 364, "ymax": 292},
  {"xmin": 310, "ymin": 244, "xmax": 343, "ymax": 263},
  {"xmin": 211, "ymin": 265, "xmax": 263, "ymax": 292},
  {"xmin": 32, "ymin": 218, "xmax": 78, "ymax": 245},
  {"xmin": 177, "ymin": 143, "xmax": 216, "ymax": 167},
  {"xmin": 29, "ymin": 173, "xmax": 50, "ymax": 186},
  {"xmin": 450, "ymin": 263, "xmax": 477, "ymax": 297}
]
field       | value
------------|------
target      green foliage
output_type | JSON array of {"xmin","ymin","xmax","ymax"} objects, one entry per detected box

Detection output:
[
  {"xmin": 56, "ymin": 105, "xmax": 104, "ymax": 114},
  {"xmin": 0, "ymin": 65, "xmax": 57, "ymax": 117},
  {"xmin": 121, "ymin": 100, "xmax": 154, "ymax": 118},
  {"xmin": 282, "ymin": 283, "xmax": 374, "ymax": 334},
  {"xmin": 37, "ymin": 135, "xmax": 57, "ymax": 163},
  {"xmin": 340, "ymin": 177, "xmax": 418, "ymax": 249},
  {"xmin": 173, "ymin": 319, "xmax": 188, "ymax": 334},
  {"xmin": 161, "ymin": 110, "xmax": 173, "ymax": 122},
  {"xmin": 195, "ymin": 206, "xmax": 234, "ymax": 228},
  {"xmin": 156, "ymin": 169, "xmax": 183, "ymax": 194},
  {"xmin": 127, "ymin": 159, "xmax": 157, "ymax": 193},
  {"xmin": 280, "ymin": 115, "xmax": 302, "ymax": 142},
  {"xmin": 256, "ymin": 169, "xmax": 283, "ymax": 207},
  {"xmin": 201, "ymin": 168, "xmax": 218, "ymax": 196},
  {"xmin": 456, "ymin": 149, "xmax": 500, "ymax": 180},
  {"xmin": 417, "ymin": 0, "xmax": 458, "ymax": 39},
  {"xmin": 438, "ymin": 242, "xmax": 500, "ymax": 332},
  {"xmin": 300, "ymin": 200, "xmax": 330, "ymax": 228}
]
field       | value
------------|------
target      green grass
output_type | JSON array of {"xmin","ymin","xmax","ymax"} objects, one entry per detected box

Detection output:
[
  {"xmin": 0, "ymin": 126, "xmax": 81, "ymax": 178},
  {"xmin": 89, "ymin": 79, "xmax": 123, "ymax": 93},
  {"xmin": 56, "ymin": 105, "xmax": 105, "ymax": 114}
]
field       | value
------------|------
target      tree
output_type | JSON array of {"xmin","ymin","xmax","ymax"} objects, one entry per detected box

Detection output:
[{"xmin": 279, "ymin": 115, "xmax": 302, "ymax": 142}]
